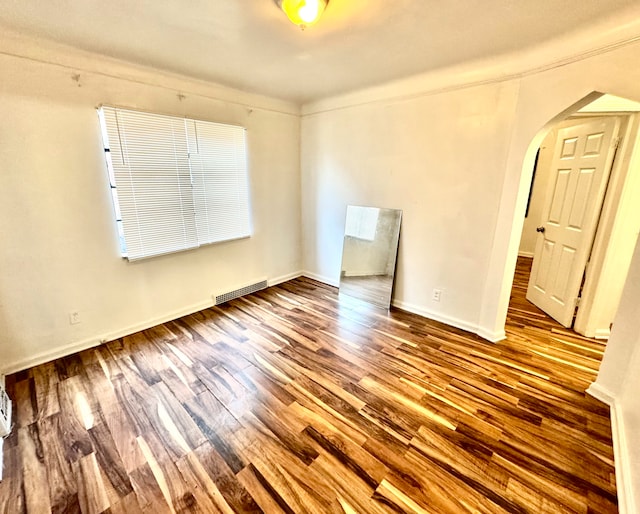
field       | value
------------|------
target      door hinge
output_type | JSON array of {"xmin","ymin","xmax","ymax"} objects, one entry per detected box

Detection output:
[{"xmin": 576, "ymin": 296, "xmax": 582, "ymax": 307}]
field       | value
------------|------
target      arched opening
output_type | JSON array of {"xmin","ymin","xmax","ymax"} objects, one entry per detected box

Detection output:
[
  {"xmin": 508, "ymin": 93, "xmax": 640, "ymax": 341},
  {"xmin": 482, "ymin": 91, "xmax": 640, "ymax": 343}
]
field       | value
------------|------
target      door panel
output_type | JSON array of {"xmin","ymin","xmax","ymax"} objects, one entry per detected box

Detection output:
[
  {"xmin": 526, "ymin": 117, "xmax": 621, "ymax": 327},
  {"xmin": 533, "ymin": 240, "xmax": 554, "ymax": 293},
  {"xmin": 553, "ymin": 246, "xmax": 576, "ymax": 303},
  {"xmin": 568, "ymin": 168, "xmax": 595, "ymax": 228},
  {"xmin": 548, "ymin": 170, "xmax": 571, "ymax": 224}
]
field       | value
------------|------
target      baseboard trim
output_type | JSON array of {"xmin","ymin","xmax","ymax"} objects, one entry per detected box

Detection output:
[
  {"xmin": 391, "ymin": 299, "xmax": 477, "ymax": 333},
  {"xmin": 476, "ymin": 327, "xmax": 507, "ymax": 343},
  {"xmin": 1, "ymin": 298, "xmax": 214, "ymax": 375},
  {"xmin": 3, "ymin": 271, "xmax": 499, "ymax": 371},
  {"xmin": 297, "ymin": 276, "xmax": 505, "ymax": 344},
  {"xmin": 586, "ymin": 382, "xmax": 616, "ymax": 405},
  {"xmin": 517, "ymin": 251, "xmax": 535, "ymax": 258},
  {"xmin": 343, "ymin": 271, "xmax": 387, "ymax": 278},
  {"xmin": 301, "ymin": 271, "xmax": 340, "ymax": 288},
  {"xmin": 586, "ymin": 382, "xmax": 635, "ymax": 514},
  {"xmin": 268, "ymin": 270, "xmax": 303, "ymax": 287},
  {"xmin": 392, "ymin": 300, "xmax": 507, "ymax": 343},
  {"xmin": 2, "ymin": 336, "xmax": 104, "ymax": 376},
  {"xmin": 593, "ymin": 328, "xmax": 611, "ymax": 340},
  {"xmin": 2, "ymin": 270, "xmax": 313, "ymax": 375},
  {"xmin": 610, "ymin": 401, "xmax": 634, "ymax": 514}
]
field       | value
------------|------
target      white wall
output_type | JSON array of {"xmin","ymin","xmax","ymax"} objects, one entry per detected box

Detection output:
[
  {"xmin": 300, "ymin": 16, "xmax": 640, "ymax": 508},
  {"xmin": 479, "ymin": 41, "xmax": 640, "ymax": 342},
  {"xmin": 4, "ymin": 11, "xmax": 640, "ymax": 507},
  {"xmin": 300, "ymin": 33, "xmax": 640, "ymax": 340},
  {"xmin": 302, "ymin": 81, "xmax": 520, "ymax": 332},
  {"xmin": 592, "ymin": 236, "xmax": 640, "ymax": 513},
  {"xmin": 0, "ymin": 37, "xmax": 302, "ymax": 373}
]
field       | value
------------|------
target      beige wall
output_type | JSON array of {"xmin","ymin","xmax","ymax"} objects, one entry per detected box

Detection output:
[{"xmin": 0, "ymin": 40, "xmax": 302, "ymax": 373}]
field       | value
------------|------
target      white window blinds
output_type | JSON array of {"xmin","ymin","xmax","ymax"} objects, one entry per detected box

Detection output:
[{"xmin": 99, "ymin": 106, "xmax": 251, "ymax": 261}]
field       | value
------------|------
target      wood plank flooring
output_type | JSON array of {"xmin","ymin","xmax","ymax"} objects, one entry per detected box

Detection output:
[{"xmin": 0, "ymin": 257, "xmax": 616, "ymax": 513}]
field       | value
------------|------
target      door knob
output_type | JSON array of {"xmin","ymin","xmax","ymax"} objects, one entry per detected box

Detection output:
[{"xmin": 536, "ymin": 226, "xmax": 545, "ymax": 233}]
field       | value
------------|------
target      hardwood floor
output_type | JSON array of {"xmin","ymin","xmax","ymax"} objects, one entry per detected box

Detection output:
[{"xmin": 0, "ymin": 257, "xmax": 616, "ymax": 513}]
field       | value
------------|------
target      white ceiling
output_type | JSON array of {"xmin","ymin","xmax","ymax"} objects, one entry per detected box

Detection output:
[{"xmin": 0, "ymin": 0, "xmax": 638, "ymax": 104}]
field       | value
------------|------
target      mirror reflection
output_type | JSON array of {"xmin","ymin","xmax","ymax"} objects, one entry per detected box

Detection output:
[{"xmin": 339, "ymin": 206, "xmax": 402, "ymax": 309}]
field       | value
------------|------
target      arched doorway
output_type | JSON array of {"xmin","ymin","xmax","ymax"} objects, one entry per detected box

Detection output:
[
  {"xmin": 514, "ymin": 94, "xmax": 640, "ymax": 338},
  {"xmin": 479, "ymin": 90, "xmax": 640, "ymax": 341}
]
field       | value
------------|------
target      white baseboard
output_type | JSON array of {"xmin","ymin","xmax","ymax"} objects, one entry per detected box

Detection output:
[
  {"xmin": 2, "ymin": 335, "xmax": 104, "ymax": 376},
  {"xmin": 476, "ymin": 327, "xmax": 507, "ymax": 343},
  {"xmin": 301, "ymin": 271, "xmax": 340, "ymax": 288},
  {"xmin": 586, "ymin": 382, "xmax": 635, "ymax": 514},
  {"xmin": 610, "ymin": 401, "xmax": 634, "ymax": 514},
  {"xmin": 392, "ymin": 300, "xmax": 506, "ymax": 343},
  {"xmin": 343, "ymin": 271, "xmax": 387, "ymax": 278},
  {"xmin": 593, "ymin": 328, "xmax": 611, "ymax": 340},
  {"xmin": 586, "ymin": 382, "xmax": 616, "ymax": 405},
  {"xmin": 2, "ymin": 269, "xmax": 313, "ymax": 375},
  {"xmin": 518, "ymin": 251, "xmax": 535, "ymax": 258},
  {"xmin": 392, "ymin": 298, "xmax": 478, "ymax": 334},
  {"xmin": 268, "ymin": 270, "xmax": 303, "ymax": 287},
  {"xmin": 299, "ymin": 275, "xmax": 505, "ymax": 344},
  {"xmin": 1, "ymin": 298, "xmax": 214, "ymax": 375}
]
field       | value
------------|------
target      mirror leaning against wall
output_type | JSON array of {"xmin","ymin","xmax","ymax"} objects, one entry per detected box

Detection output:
[{"xmin": 339, "ymin": 206, "xmax": 402, "ymax": 309}]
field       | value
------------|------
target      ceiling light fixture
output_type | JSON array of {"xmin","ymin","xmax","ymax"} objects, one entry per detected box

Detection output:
[{"xmin": 275, "ymin": 0, "xmax": 328, "ymax": 30}]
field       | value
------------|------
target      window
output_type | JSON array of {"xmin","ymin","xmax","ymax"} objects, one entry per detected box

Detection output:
[
  {"xmin": 98, "ymin": 106, "xmax": 251, "ymax": 260},
  {"xmin": 345, "ymin": 206, "xmax": 379, "ymax": 241}
]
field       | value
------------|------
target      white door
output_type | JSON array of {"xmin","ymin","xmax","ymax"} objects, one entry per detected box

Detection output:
[{"xmin": 526, "ymin": 117, "xmax": 621, "ymax": 327}]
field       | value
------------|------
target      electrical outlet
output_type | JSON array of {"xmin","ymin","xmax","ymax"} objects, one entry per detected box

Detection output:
[
  {"xmin": 432, "ymin": 289, "xmax": 442, "ymax": 302},
  {"xmin": 69, "ymin": 311, "xmax": 81, "ymax": 325}
]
